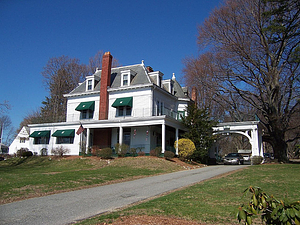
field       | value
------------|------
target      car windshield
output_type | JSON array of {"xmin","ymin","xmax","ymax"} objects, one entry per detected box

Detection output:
[{"xmin": 227, "ymin": 153, "xmax": 239, "ymax": 157}]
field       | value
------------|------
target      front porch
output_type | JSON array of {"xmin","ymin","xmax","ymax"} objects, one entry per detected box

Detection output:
[{"xmin": 80, "ymin": 116, "xmax": 186, "ymax": 155}]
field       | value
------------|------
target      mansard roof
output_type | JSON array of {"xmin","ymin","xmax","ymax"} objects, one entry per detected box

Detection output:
[{"xmin": 66, "ymin": 63, "xmax": 189, "ymax": 99}]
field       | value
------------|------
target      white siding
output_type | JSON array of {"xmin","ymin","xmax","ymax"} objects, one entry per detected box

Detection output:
[
  {"xmin": 109, "ymin": 88, "xmax": 152, "ymax": 119},
  {"xmin": 66, "ymin": 95, "xmax": 100, "ymax": 122}
]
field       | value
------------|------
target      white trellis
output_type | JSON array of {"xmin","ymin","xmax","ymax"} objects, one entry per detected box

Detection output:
[{"xmin": 213, "ymin": 121, "xmax": 263, "ymax": 157}]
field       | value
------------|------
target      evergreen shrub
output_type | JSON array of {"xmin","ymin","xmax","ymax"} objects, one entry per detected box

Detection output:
[
  {"xmin": 16, "ymin": 148, "xmax": 29, "ymax": 157},
  {"xmin": 22, "ymin": 151, "xmax": 33, "ymax": 157}
]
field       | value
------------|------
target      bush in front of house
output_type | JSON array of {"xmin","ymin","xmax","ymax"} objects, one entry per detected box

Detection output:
[
  {"xmin": 150, "ymin": 147, "xmax": 162, "ymax": 157},
  {"xmin": 175, "ymin": 138, "xmax": 196, "ymax": 161},
  {"xmin": 130, "ymin": 148, "xmax": 137, "ymax": 157},
  {"xmin": 22, "ymin": 151, "xmax": 33, "ymax": 157},
  {"xmin": 114, "ymin": 143, "xmax": 129, "ymax": 157},
  {"xmin": 138, "ymin": 151, "xmax": 145, "ymax": 156},
  {"xmin": 51, "ymin": 146, "xmax": 70, "ymax": 157},
  {"xmin": 164, "ymin": 151, "xmax": 175, "ymax": 159},
  {"xmin": 16, "ymin": 148, "xmax": 29, "ymax": 157},
  {"xmin": 251, "ymin": 155, "xmax": 264, "ymax": 165},
  {"xmin": 97, "ymin": 148, "xmax": 113, "ymax": 159}
]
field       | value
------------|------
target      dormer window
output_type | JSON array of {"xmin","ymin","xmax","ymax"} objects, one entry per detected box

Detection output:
[
  {"xmin": 87, "ymin": 79, "xmax": 93, "ymax": 90},
  {"xmin": 122, "ymin": 74, "xmax": 129, "ymax": 86},
  {"xmin": 121, "ymin": 70, "xmax": 136, "ymax": 87},
  {"xmin": 149, "ymin": 71, "xmax": 164, "ymax": 87}
]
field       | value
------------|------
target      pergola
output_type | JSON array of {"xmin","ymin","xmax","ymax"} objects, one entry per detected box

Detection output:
[{"xmin": 213, "ymin": 121, "xmax": 263, "ymax": 157}]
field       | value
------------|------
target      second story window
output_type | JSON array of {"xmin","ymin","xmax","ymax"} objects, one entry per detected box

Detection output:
[
  {"xmin": 117, "ymin": 106, "xmax": 132, "ymax": 117},
  {"xmin": 75, "ymin": 101, "xmax": 95, "ymax": 120},
  {"xmin": 81, "ymin": 110, "xmax": 94, "ymax": 119},
  {"xmin": 112, "ymin": 97, "xmax": 133, "ymax": 117}
]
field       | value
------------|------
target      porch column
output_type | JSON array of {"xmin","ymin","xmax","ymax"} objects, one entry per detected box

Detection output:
[
  {"xmin": 175, "ymin": 128, "xmax": 179, "ymax": 155},
  {"xmin": 162, "ymin": 121, "xmax": 165, "ymax": 153},
  {"xmin": 86, "ymin": 128, "xmax": 90, "ymax": 152},
  {"xmin": 119, "ymin": 126, "xmax": 123, "ymax": 144},
  {"xmin": 251, "ymin": 128, "xmax": 261, "ymax": 157}
]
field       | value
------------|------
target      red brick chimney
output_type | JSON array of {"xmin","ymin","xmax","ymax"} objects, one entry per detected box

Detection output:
[
  {"xmin": 99, "ymin": 52, "xmax": 113, "ymax": 120},
  {"xmin": 191, "ymin": 87, "xmax": 197, "ymax": 106}
]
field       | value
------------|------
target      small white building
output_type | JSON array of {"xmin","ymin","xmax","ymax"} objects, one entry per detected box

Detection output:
[
  {"xmin": 9, "ymin": 126, "xmax": 30, "ymax": 154},
  {"xmin": 10, "ymin": 52, "xmax": 193, "ymax": 155}
]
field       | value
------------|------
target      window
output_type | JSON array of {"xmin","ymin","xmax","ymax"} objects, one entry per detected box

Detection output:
[
  {"xmin": 81, "ymin": 110, "xmax": 94, "ymax": 119},
  {"xmin": 20, "ymin": 138, "xmax": 26, "ymax": 143},
  {"xmin": 156, "ymin": 101, "xmax": 164, "ymax": 116},
  {"xmin": 34, "ymin": 137, "xmax": 50, "ymax": 145},
  {"xmin": 56, "ymin": 137, "xmax": 74, "ymax": 144},
  {"xmin": 122, "ymin": 74, "xmax": 128, "ymax": 86},
  {"xmin": 178, "ymin": 111, "xmax": 185, "ymax": 120},
  {"xmin": 29, "ymin": 130, "xmax": 50, "ymax": 145},
  {"xmin": 117, "ymin": 106, "xmax": 132, "ymax": 117},
  {"xmin": 75, "ymin": 101, "xmax": 95, "ymax": 120},
  {"xmin": 52, "ymin": 129, "xmax": 75, "ymax": 144},
  {"xmin": 87, "ymin": 79, "xmax": 93, "ymax": 90}
]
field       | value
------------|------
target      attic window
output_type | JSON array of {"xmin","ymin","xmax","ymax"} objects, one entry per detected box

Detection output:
[
  {"xmin": 87, "ymin": 80, "xmax": 93, "ymax": 90},
  {"xmin": 122, "ymin": 74, "xmax": 129, "ymax": 86},
  {"xmin": 121, "ymin": 70, "xmax": 136, "ymax": 87}
]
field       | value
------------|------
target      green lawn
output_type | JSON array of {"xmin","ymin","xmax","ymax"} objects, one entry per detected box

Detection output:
[
  {"xmin": 0, "ymin": 156, "xmax": 183, "ymax": 204},
  {"xmin": 78, "ymin": 164, "xmax": 300, "ymax": 225}
]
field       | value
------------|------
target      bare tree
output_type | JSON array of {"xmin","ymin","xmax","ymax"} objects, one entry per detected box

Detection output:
[
  {"xmin": 40, "ymin": 51, "xmax": 120, "ymax": 123},
  {"xmin": 88, "ymin": 50, "xmax": 120, "ymax": 74},
  {"xmin": 18, "ymin": 109, "xmax": 43, "ymax": 132},
  {"xmin": 184, "ymin": 0, "xmax": 300, "ymax": 162},
  {"xmin": 0, "ymin": 115, "xmax": 15, "ymax": 145},
  {"xmin": 41, "ymin": 56, "xmax": 89, "ymax": 123},
  {"xmin": 0, "ymin": 101, "xmax": 10, "ymax": 114}
]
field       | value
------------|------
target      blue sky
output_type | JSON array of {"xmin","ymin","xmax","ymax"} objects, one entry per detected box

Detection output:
[{"xmin": 0, "ymin": 0, "xmax": 223, "ymax": 133}]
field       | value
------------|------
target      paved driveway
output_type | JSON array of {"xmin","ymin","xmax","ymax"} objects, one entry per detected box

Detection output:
[{"xmin": 0, "ymin": 165, "xmax": 248, "ymax": 225}]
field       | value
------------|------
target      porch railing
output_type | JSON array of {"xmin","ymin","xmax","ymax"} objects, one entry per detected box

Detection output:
[{"xmin": 66, "ymin": 107, "xmax": 183, "ymax": 122}]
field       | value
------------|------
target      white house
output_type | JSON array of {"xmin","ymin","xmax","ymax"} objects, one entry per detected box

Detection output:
[{"xmin": 10, "ymin": 52, "xmax": 193, "ymax": 155}]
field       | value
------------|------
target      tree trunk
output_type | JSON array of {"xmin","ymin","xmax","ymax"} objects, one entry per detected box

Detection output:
[
  {"xmin": 264, "ymin": 131, "xmax": 288, "ymax": 163},
  {"xmin": 272, "ymin": 135, "xmax": 288, "ymax": 163}
]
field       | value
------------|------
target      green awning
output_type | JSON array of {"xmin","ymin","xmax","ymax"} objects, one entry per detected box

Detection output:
[
  {"xmin": 52, "ymin": 129, "xmax": 75, "ymax": 137},
  {"xmin": 29, "ymin": 130, "xmax": 50, "ymax": 138},
  {"xmin": 112, "ymin": 97, "xmax": 133, "ymax": 108},
  {"xmin": 75, "ymin": 101, "xmax": 95, "ymax": 111}
]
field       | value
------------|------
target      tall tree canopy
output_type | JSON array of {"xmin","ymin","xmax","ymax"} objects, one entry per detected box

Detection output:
[{"xmin": 184, "ymin": 0, "xmax": 300, "ymax": 162}]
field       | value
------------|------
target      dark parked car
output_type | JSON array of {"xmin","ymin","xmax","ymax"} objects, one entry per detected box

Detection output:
[{"xmin": 223, "ymin": 153, "xmax": 244, "ymax": 165}]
